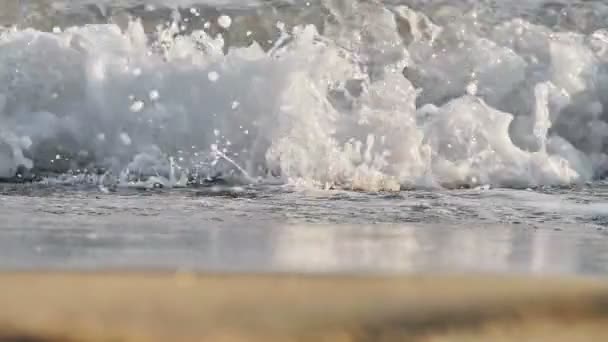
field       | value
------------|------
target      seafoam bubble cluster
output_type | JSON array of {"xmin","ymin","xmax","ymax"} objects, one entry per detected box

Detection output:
[{"xmin": 2, "ymin": 0, "xmax": 608, "ymax": 190}]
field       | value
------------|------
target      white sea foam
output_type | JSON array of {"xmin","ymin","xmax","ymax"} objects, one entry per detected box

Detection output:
[{"xmin": 2, "ymin": 0, "xmax": 608, "ymax": 189}]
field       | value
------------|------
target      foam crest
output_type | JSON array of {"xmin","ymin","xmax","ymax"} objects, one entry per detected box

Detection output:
[{"xmin": 2, "ymin": 0, "xmax": 608, "ymax": 190}]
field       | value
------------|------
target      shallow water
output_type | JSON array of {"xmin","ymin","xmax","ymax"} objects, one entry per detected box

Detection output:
[
  {"xmin": 2, "ymin": 0, "xmax": 608, "ymax": 275},
  {"xmin": 1, "ymin": 183, "xmax": 607, "ymax": 275}
]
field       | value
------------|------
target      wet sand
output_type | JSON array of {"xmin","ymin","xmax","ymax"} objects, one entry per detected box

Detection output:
[{"xmin": 1, "ymin": 273, "xmax": 608, "ymax": 341}]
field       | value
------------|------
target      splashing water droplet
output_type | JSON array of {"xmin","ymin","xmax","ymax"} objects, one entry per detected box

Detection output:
[
  {"xmin": 149, "ymin": 90, "xmax": 160, "ymax": 101},
  {"xmin": 130, "ymin": 100, "xmax": 144, "ymax": 113},
  {"xmin": 217, "ymin": 15, "xmax": 232, "ymax": 29},
  {"xmin": 120, "ymin": 133, "xmax": 132, "ymax": 146},
  {"xmin": 208, "ymin": 71, "xmax": 220, "ymax": 82}
]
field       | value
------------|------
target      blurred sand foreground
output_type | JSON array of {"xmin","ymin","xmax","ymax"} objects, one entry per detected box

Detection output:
[{"xmin": 1, "ymin": 273, "xmax": 608, "ymax": 341}]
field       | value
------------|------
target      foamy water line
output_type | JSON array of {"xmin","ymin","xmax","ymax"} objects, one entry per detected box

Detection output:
[{"xmin": 2, "ymin": 0, "xmax": 608, "ymax": 190}]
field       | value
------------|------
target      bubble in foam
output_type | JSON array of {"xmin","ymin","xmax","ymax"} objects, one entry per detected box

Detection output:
[
  {"xmin": 120, "ymin": 133, "xmax": 132, "ymax": 146},
  {"xmin": 189, "ymin": 8, "xmax": 200, "ymax": 17},
  {"xmin": 208, "ymin": 71, "xmax": 220, "ymax": 82},
  {"xmin": 217, "ymin": 15, "xmax": 232, "ymax": 29},
  {"xmin": 149, "ymin": 90, "xmax": 160, "ymax": 101},
  {"xmin": 129, "ymin": 100, "xmax": 144, "ymax": 113},
  {"xmin": 466, "ymin": 82, "xmax": 478, "ymax": 96}
]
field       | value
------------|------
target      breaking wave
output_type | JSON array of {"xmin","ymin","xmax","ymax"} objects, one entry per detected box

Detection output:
[{"xmin": 3, "ymin": 0, "xmax": 608, "ymax": 190}]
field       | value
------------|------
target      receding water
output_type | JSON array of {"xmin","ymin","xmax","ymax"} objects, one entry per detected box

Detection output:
[{"xmin": 1, "ymin": 183, "xmax": 608, "ymax": 275}]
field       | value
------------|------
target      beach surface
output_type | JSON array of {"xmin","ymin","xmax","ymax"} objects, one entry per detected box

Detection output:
[{"xmin": 1, "ymin": 273, "xmax": 607, "ymax": 341}]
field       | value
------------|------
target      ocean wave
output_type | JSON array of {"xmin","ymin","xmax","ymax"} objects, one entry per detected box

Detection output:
[{"xmin": 2, "ymin": 0, "xmax": 608, "ymax": 190}]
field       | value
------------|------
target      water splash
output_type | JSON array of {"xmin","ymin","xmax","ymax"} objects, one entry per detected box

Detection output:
[{"xmin": 2, "ymin": 0, "xmax": 608, "ymax": 190}]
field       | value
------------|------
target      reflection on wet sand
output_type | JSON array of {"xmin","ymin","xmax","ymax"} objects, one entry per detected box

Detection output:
[
  {"xmin": 2, "ymin": 216, "xmax": 606, "ymax": 275},
  {"xmin": 269, "ymin": 224, "xmax": 604, "ymax": 274}
]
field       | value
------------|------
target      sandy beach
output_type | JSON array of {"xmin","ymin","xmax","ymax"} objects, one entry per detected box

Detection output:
[{"xmin": 1, "ymin": 273, "xmax": 607, "ymax": 341}]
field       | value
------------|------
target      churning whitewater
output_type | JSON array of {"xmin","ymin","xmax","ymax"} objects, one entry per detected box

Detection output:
[{"xmin": 3, "ymin": 0, "xmax": 608, "ymax": 190}]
